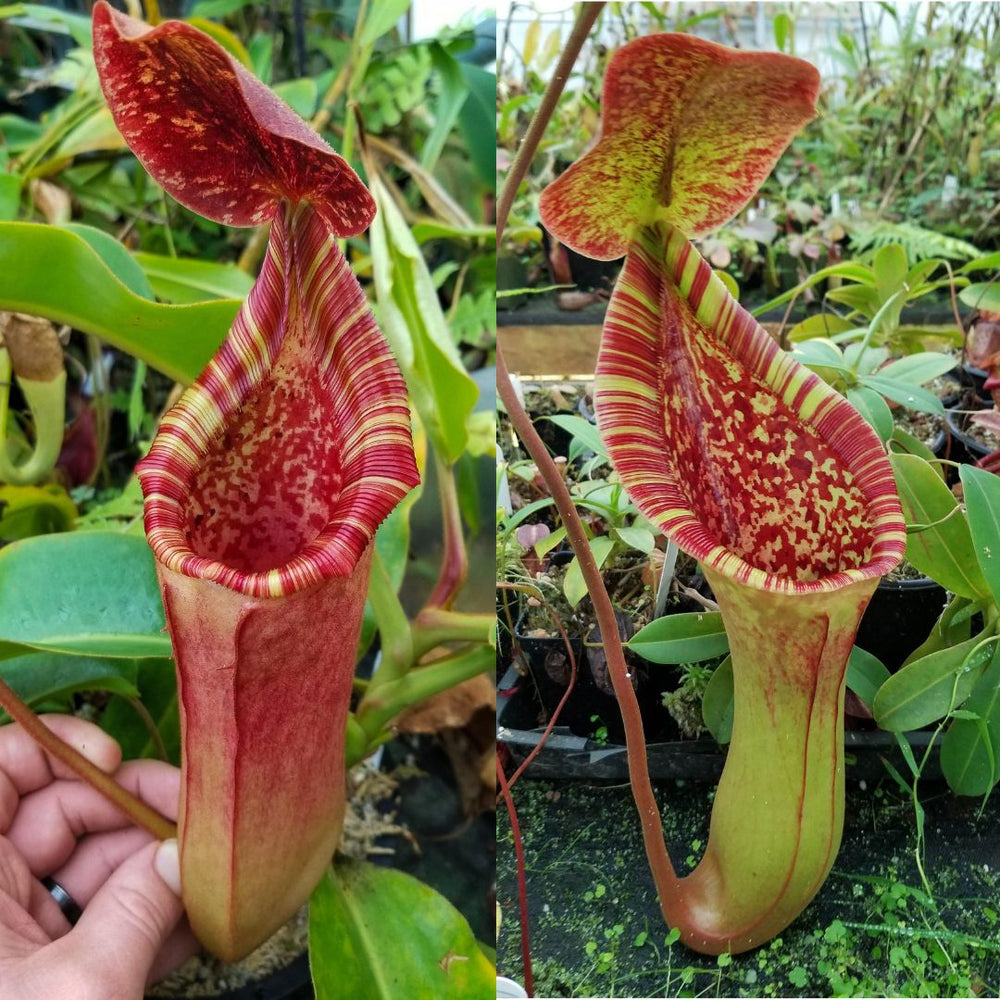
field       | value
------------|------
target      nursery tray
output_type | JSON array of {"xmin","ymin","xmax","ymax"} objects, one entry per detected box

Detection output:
[{"xmin": 497, "ymin": 665, "xmax": 940, "ymax": 784}]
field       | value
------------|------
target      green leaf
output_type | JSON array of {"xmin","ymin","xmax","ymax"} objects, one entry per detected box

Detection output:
[
  {"xmin": 873, "ymin": 634, "xmax": 998, "ymax": 732},
  {"xmin": 0, "ymin": 222, "xmax": 236, "ymax": 382},
  {"xmin": 872, "ymin": 243, "xmax": 908, "ymax": 300},
  {"xmin": 941, "ymin": 644, "xmax": 1000, "ymax": 796},
  {"xmin": 858, "ymin": 375, "xmax": 943, "ymax": 416},
  {"xmin": 60, "ymin": 223, "xmax": 154, "ymax": 299},
  {"xmin": 309, "ymin": 859, "xmax": 495, "ymax": 999},
  {"xmin": 0, "ymin": 533, "xmax": 170, "ymax": 660},
  {"xmin": 0, "ymin": 3, "xmax": 92, "ymax": 45},
  {"xmin": 369, "ymin": 179, "xmax": 478, "ymax": 464},
  {"xmin": 959, "ymin": 283, "xmax": 1000, "ymax": 314},
  {"xmin": 100, "ymin": 658, "xmax": 180, "ymax": 766},
  {"xmin": 613, "ymin": 526, "xmax": 655, "ymax": 555},
  {"xmin": 188, "ymin": 0, "xmax": 257, "ymax": 17},
  {"xmin": 786, "ymin": 314, "xmax": 855, "ymax": 342},
  {"xmin": 544, "ymin": 415, "xmax": 607, "ymax": 462},
  {"xmin": 421, "ymin": 43, "xmax": 468, "ymax": 172},
  {"xmin": 272, "ymin": 77, "xmax": 319, "ymax": 119},
  {"xmin": 773, "ymin": 11, "xmax": 792, "ymax": 52},
  {"xmin": 889, "ymin": 454, "xmax": 989, "ymax": 601},
  {"xmin": 563, "ymin": 536, "xmax": 614, "ymax": 608},
  {"xmin": 959, "ymin": 252, "xmax": 1000, "ymax": 274},
  {"xmin": 626, "ymin": 612, "xmax": 729, "ymax": 664},
  {"xmin": 846, "ymin": 646, "xmax": 890, "ymax": 710},
  {"xmin": 0, "ymin": 651, "xmax": 138, "ymax": 709},
  {"xmin": 959, "ymin": 464, "xmax": 1000, "ymax": 607},
  {"xmin": 792, "ymin": 338, "xmax": 850, "ymax": 371},
  {"xmin": 702, "ymin": 654, "xmax": 733, "ymax": 743},
  {"xmin": 846, "ymin": 386, "xmax": 893, "ymax": 442},
  {"xmin": 876, "ymin": 352, "xmax": 957, "ymax": 386},
  {"xmin": 888, "ymin": 427, "xmax": 943, "ymax": 479},
  {"xmin": 0, "ymin": 483, "xmax": 76, "ymax": 541},
  {"xmin": 132, "ymin": 251, "xmax": 254, "ymax": 304},
  {"xmin": 0, "ymin": 173, "xmax": 21, "ymax": 221},
  {"xmin": 360, "ymin": 0, "xmax": 410, "ymax": 45},
  {"xmin": 456, "ymin": 64, "xmax": 495, "ymax": 187}
]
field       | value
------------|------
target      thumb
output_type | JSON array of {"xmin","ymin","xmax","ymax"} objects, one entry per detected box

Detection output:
[{"xmin": 55, "ymin": 839, "xmax": 184, "ymax": 993}]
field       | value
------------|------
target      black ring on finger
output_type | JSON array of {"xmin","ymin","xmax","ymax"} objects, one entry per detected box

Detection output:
[{"xmin": 41, "ymin": 876, "xmax": 82, "ymax": 926}]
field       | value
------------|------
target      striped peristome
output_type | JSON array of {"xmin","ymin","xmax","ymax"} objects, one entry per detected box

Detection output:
[
  {"xmin": 596, "ymin": 222, "xmax": 905, "ymax": 594},
  {"xmin": 137, "ymin": 202, "xmax": 417, "ymax": 598}
]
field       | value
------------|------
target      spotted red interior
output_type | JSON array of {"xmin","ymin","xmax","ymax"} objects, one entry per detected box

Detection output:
[
  {"xmin": 655, "ymin": 284, "xmax": 875, "ymax": 582},
  {"xmin": 184, "ymin": 338, "xmax": 342, "ymax": 575}
]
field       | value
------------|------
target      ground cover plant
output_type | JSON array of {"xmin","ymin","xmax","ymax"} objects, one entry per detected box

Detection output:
[{"xmin": 0, "ymin": 0, "xmax": 495, "ymax": 994}]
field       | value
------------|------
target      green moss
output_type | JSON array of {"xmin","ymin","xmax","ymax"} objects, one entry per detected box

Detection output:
[{"xmin": 497, "ymin": 779, "xmax": 1000, "ymax": 997}]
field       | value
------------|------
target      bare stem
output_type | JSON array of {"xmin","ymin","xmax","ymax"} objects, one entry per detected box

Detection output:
[
  {"xmin": 495, "ymin": 0, "xmax": 681, "ymax": 906},
  {"xmin": 0, "ymin": 679, "xmax": 176, "ymax": 841}
]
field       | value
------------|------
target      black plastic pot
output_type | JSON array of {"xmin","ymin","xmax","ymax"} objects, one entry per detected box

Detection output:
[
  {"xmin": 959, "ymin": 363, "xmax": 994, "ymax": 404},
  {"xmin": 855, "ymin": 576, "xmax": 948, "ymax": 672},
  {"xmin": 513, "ymin": 610, "xmax": 680, "ymax": 746},
  {"xmin": 945, "ymin": 404, "xmax": 997, "ymax": 461}
]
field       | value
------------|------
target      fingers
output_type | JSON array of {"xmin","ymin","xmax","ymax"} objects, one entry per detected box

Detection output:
[
  {"xmin": 46, "ymin": 839, "xmax": 185, "ymax": 996},
  {"xmin": 6, "ymin": 759, "xmax": 180, "ymax": 878},
  {"xmin": 0, "ymin": 717, "xmax": 121, "ymax": 832}
]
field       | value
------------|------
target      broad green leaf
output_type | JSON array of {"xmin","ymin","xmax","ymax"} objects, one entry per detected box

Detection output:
[
  {"xmin": 846, "ymin": 386, "xmax": 893, "ymax": 443},
  {"xmin": 877, "ymin": 352, "xmax": 957, "ymax": 386},
  {"xmin": 369, "ymin": 178, "xmax": 478, "ymax": 464},
  {"xmin": 941, "ymin": 645, "xmax": 1000, "ymax": 796},
  {"xmin": 773, "ymin": 11, "xmax": 791, "ymax": 51},
  {"xmin": 523, "ymin": 19, "xmax": 541, "ymax": 65},
  {"xmin": 61, "ymin": 223, "xmax": 154, "ymax": 299},
  {"xmin": 534, "ymin": 526, "xmax": 566, "ymax": 558},
  {"xmin": 544, "ymin": 415, "xmax": 607, "ymax": 461},
  {"xmin": 787, "ymin": 314, "xmax": 855, "ymax": 342},
  {"xmin": 563, "ymin": 536, "xmax": 614, "ymax": 608},
  {"xmin": 791, "ymin": 338, "xmax": 849, "ymax": 371},
  {"xmin": 859, "ymin": 375, "xmax": 943, "ymax": 416},
  {"xmin": 272, "ymin": 77, "xmax": 319, "ymax": 119},
  {"xmin": 360, "ymin": 0, "xmax": 410, "ymax": 45},
  {"xmin": 188, "ymin": 0, "xmax": 257, "ymax": 17},
  {"xmin": 132, "ymin": 251, "xmax": 254, "ymax": 304},
  {"xmin": 959, "ymin": 253, "xmax": 1000, "ymax": 274},
  {"xmin": 421, "ymin": 44, "xmax": 468, "ymax": 172},
  {"xmin": 826, "ymin": 283, "xmax": 881, "ymax": 318},
  {"xmin": 750, "ymin": 261, "xmax": 874, "ymax": 317},
  {"xmin": 100, "ymin": 658, "xmax": 180, "ymax": 766},
  {"xmin": 0, "ymin": 651, "xmax": 138, "ymax": 709},
  {"xmin": 902, "ymin": 594, "xmax": 975, "ymax": 666},
  {"xmin": 456, "ymin": 64, "xmax": 495, "ymax": 187},
  {"xmin": 873, "ymin": 634, "xmax": 998, "ymax": 732},
  {"xmin": 889, "ymin": 453, "xmax": 988, "ymax": 600},
  {"xmin": 888, "ymin": 427, "xmax": 944, "ymax": 480},
  {"xmin": 0, "ymin": 173, "xmax": 21, "ymax": 221},
  {"xmin": 702, "ymin": 654, "xmax": 733, "ymax": 743},
  {"xmin": 960, "ymin": 282, "xmax": 1000, "ymax": 314},
  {"xmin": 626, "ymin": 612, "xmax": 729, "ymax": 664},
  {"xmin": 872, "ymin": 243, "xmax": 908, "ymax": 300},
  {"xmin": 54, "ymin": 106, "xmax": 127, "ymax": 160},
  {"xmin": 846, "ymin": 645, "xmax": 890, "ymax": 710},
  {"xmin": 309, "ymin": 859, "xmax": 494, "ymax": 1000},
  {"xmin": 0, "ymin": 532, "xmax": 169, "ymax": 660},
  {"xmin": 0, "ymin": 222, "xmax": 236, "ymax": 382},
  {"xmin": 613, "ymin": 526, "xmax": 655, "ymax": 555},
  {"xmin": 0, "ymin": 114, "xmax": 43, "ymax": 152},
  {"xmin": 0, "ymin": 3, "xmax": 92, "ymax": 45},
  {"xmin": 960, "ymin": 464, "xmax": 1000, "ymax": 607}
]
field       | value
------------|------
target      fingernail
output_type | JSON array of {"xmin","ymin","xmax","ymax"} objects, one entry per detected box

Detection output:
[{"xmin": 154, "ymin": 838, "xmax": 182, "ymax": 896}]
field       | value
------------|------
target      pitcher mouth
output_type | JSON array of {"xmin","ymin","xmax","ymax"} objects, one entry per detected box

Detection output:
[
  {"xmin": 137, "ymin": 205, "xmax": 418, "ymax": 600},
  {"xmin": 594, "ymin": 223, "xmax": 905, "ymax": 597}
]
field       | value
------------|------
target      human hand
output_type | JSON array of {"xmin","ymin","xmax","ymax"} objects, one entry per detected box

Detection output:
[{"xmin": 0, "ymin": 715, "xmax": 198, "ymax": 999}]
